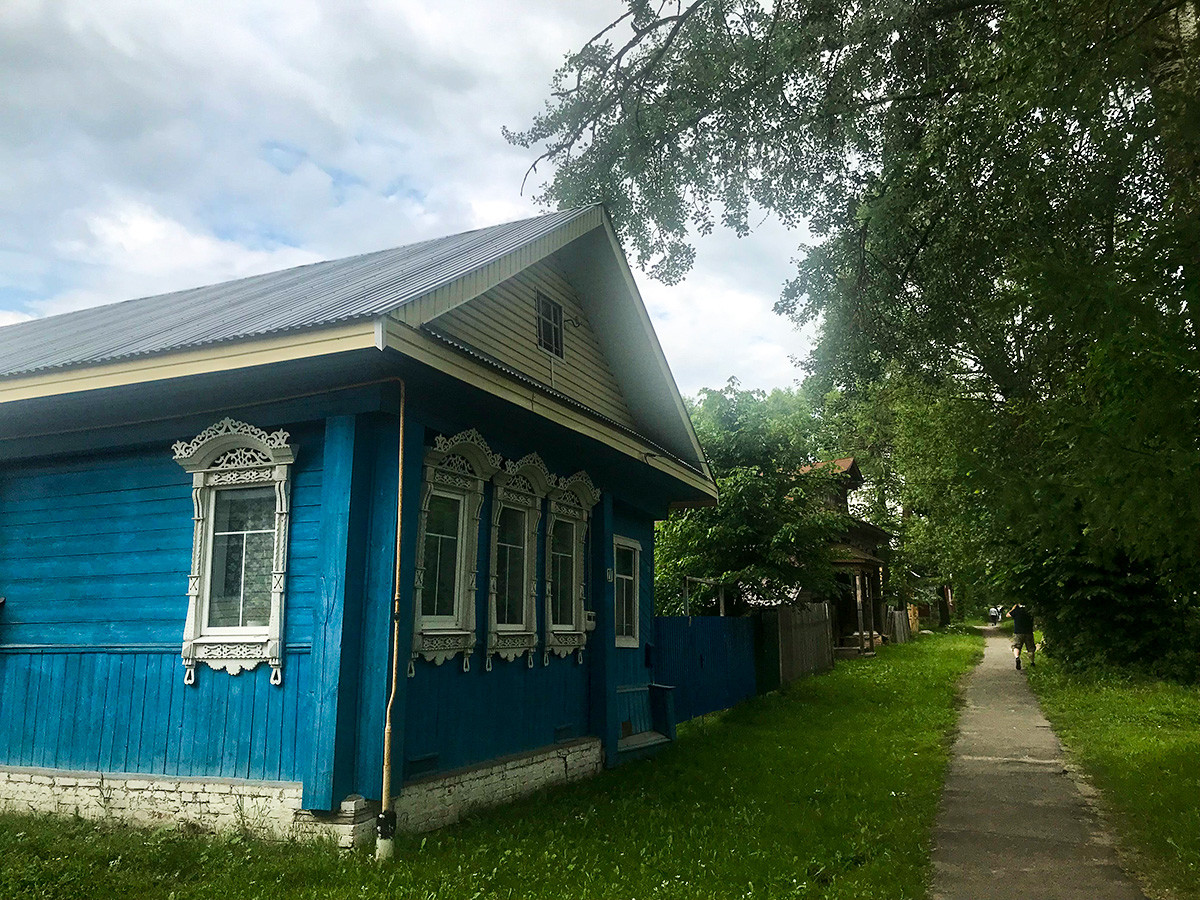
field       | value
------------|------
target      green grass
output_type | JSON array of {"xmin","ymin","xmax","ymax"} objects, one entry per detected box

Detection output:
[
  {"xmin": 1029, "ymin": 659, "xmax": 1200, "ymax": 900},
  {"xmin": 0, "ymin": 633, "xmax": 981, "ymax": 900}
]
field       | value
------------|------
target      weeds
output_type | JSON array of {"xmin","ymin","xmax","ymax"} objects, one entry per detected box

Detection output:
[{"xmin": 1030, "ymin": 658, "xmax": 1200, "ymax": 900}]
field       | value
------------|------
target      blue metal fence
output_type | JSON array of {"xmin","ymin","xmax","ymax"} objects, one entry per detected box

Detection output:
[{"xmin": 652, "ymin": 616, "xmax": 757, "ymax": 723}]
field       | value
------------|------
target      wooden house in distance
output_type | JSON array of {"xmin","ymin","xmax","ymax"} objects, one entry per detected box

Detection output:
[
  {"xmin": 800, "ymin": 457, "xmax": 890, "ymax": 657},
  {"xmin": 0, "ymin": 206, "xmax": 717, "ymax": 845}
]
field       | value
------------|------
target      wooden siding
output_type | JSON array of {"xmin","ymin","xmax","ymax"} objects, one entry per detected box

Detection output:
[
  {"xmin": 0, "ymin": 427, "xmax": 325, "ymax": 782},
  {"xmin": 427, "ymin": 260, "xmax": 637, "ymax": 430},
  {"xmin": 0, "ymin": 648, "xmax": 312, "ymax": 781},
  {"xmin": 403, "ymin": 654, "xmax": 590, "ymax": 778}
]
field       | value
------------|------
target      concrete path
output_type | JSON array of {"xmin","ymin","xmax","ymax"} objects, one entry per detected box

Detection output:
[{"xmin": 930, "ymin": 627, "xmax": 1145, "ymax": 900}]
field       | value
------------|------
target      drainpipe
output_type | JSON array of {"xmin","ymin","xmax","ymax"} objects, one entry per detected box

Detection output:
[{"xmin": 376, "ymin": 380, "xmax": 406, "ymax": 861}]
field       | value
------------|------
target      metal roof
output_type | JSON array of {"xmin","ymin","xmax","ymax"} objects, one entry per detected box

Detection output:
[{"xmin": 0, "ymin": 206, "xmax": 597, "ymax": 378}]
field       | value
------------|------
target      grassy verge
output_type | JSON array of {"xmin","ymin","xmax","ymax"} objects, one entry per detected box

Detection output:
[
  {"xmin": 0, "ymin": 633, "xmax": 981, "ymax": 900},
  {"xmin": 1029, "ymin": 659, "xmax": 1200, "ymax": 900}
]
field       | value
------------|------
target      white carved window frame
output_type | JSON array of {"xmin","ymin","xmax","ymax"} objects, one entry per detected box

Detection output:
[
  {"xmin": 486, "ymin": 454, "xmax": 553, "ymax": 669},
  {"xmin": 172, "ymin": 418, "xmax": 295, "ymax": 685},
  {"xmin": 614, "ymin": 535, "xmax": 642, "ymax": 650},
  {"xmin": 412, "ymin": 429, "xmax": 500, "ymax": 670},
  {"xmin": 544, "ymin": 471, "xmax": 599, "ymax": 663}
]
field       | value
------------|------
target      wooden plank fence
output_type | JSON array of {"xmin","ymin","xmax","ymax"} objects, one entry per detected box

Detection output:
[
  {"xmin": 652, "ymin": 604, "xmax": 839, "ymax": 724},
  {"xmin": 755, "ymin": 603, "xmax": 835, "ymax": 692}
]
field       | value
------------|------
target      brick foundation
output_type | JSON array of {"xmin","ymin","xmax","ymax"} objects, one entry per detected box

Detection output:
[
  {"xmin": 0, "ymin": 766, "xmax": 374, "ymax": 848},
  {"xmin": 0, "ymin": 737, "xmax": 603, "ymax": 845},
  {"xmin": 394, "ymin": 738, "xmax": 602, "ymax": 832}
]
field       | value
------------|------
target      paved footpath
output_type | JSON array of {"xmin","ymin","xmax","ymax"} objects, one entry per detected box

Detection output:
[{"xmin": 931, "ymin": 627, "xmax": 1146, "ymax": 900}]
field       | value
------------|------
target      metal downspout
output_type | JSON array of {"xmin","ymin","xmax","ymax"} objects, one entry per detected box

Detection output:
[{"xmin": 376, "ymin": 380, "xmax": 405, "ymax": 860}]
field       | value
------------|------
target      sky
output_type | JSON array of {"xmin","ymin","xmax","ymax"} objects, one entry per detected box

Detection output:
[{"xmin": 0, "ymin": 0, "xmax": 816, "ymax": 398}]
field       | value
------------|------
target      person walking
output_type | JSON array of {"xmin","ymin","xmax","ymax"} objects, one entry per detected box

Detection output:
[{"xmin": 1007, "ymin": 602, "xmax": 1035, "ymax": 669}]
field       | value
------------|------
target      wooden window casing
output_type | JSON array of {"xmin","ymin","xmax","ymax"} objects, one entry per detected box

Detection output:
[
  {"xmin": 536, "ymin": 291, "xmax": 564, "ymax": 359},
  {"xmin": 413, "ymin": 429, "xmax": 501, "ymax": 671},
  {"xmin": 172, "ymin": 418, "xmax": 295, "ymax": 686},
  {"xmin": 614, "ymin": 536, "xmax": 641, "ymax": 649}
]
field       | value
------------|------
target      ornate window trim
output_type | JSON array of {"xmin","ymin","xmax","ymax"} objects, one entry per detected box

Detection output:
[
  {"xmin": 412, "ymin": 429, "xmax": 500, "ymax": 670},
  {"xmin": 486, "ymin": 454, "xmax": 554, "ymax": 669},
  {"xmin": 544, "ymin": 471, "xmax": 599, "ymax": 663},
  {"xmin": 172, "ymin": 418, "xmax": 295, "ymax": 685}
]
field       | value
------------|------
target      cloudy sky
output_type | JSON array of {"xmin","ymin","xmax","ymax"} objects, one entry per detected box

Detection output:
[{"xmin": 0, "ymin": 0, "xmax": 815, "ymax": 398}]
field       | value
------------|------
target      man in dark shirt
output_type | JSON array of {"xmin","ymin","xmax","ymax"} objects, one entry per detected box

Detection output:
[{"xmin": 1008, "ymin": 603, "xmax": 1035, "ymax": 669}]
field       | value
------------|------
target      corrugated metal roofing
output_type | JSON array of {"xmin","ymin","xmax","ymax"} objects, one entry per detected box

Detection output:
[{"xmin": 0, "ymin": 206, "xmax": 597, "ymax": 379}]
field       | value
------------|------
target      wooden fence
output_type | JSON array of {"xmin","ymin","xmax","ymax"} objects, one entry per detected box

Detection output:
[
  {"xmin": 886, "ymin": 608, "xmax": 913, "ymax": 644},
  {"xmin": 755, "ymin": 603, "xmax": 835, "ymax": 692},
  {"xmin": 652, "ymin": 616, "xmax": 758, "ymax": 723},
  {"xmin": 652, "ymin": 603, "xmax": 837, "ymax": 724}
]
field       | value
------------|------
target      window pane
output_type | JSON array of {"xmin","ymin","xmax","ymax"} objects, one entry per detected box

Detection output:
[
  {"xmin": 551, "ymin": 521, "xmax": 575, "ymax": 627},
  {"xmin": 422, "ymin": 533, "xmax": 459, "ymax": 618},
  {"xmin": 208, "ymin": 532, "xmax": 243, "ymax": 627},
  {"xmin": 213, "ymin": 487, "xmax": 274, "ymax": 533},
  {"xmin": 427, "ymin": 494, "xmax": 461, "ymax": 538},
  {"xmin": 423, "ymin": 494, "xmax": 461, "ymax": 619},
  {"xmin": 496, "ymin": 507, "xmax": 525, "ymax": 626},
  {"xmin": 501, "ymin": 546, "xmax": 525, "ymax": 625},
  {"xmin": 434, "ymin": 536, "xmax": 457, "ymax": 617},
  {"xmin": 498, "ymin": 506, "xmax": 524, "ymax": 546},
  {"xmin": 242, "ymin": 531, "xmax": 274, "ymax": 627},
  {"xmin": 495, "ymin": 547, "xmax": 524, "ymax": 626},
  {"xmin": 551, "ymin": 520, "xmax": 573, "ymax": 556},
  {"xmin": 616, "ymin": 546, "xmax": 635, "ymax": 578},
  {"xmin": 614, "ymin": 580, "xmax": 630, "ymax": 637},
  {"xmin": 537, "ymin": 294, "xmax": 564, "ymax": 357}
]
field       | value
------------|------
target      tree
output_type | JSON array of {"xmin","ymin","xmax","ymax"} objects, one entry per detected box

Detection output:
[
  {"xmin": 653, "ymin": 382, "xmax": 846, "ymax": 614},
  {"xmin": 512, "ymin": 0, "xmax": 1200, "ymax": 673}
]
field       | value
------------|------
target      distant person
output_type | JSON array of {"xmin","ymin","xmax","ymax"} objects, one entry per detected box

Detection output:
[
  {"xmin": 988, "ymin": 606, "xmax": 1000, "ymax": 625},
  {"xmin": 1007, "ymin": 602, "xmax": 1035, "ymax": 669}
]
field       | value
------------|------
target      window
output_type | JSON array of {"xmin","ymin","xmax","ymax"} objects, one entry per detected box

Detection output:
[
  {"xmin": 207, "ymin": 487, "xmax": 275, "ymax": 628},
  {"xmin": 421, "ymin": 491, "xmax": 464, "ymax": 621},
  {"xmin": 614, "ymin": 536, "xmax": 641, "ymax": 649},
  {"xmin": 544, "ymin": 471, "xmax": 599, "ymax": 660},
  {"xmin": 172, "ymin": 418, "xmax": 295, "ymax": 685},
  {"xmin": 549, "ymin": 521, "xmax": 574, "ymax": 627},
  {"xmin": 486, "ymin": 453, "xmax": 552, "ymax": 668},
  {"xmin": 536, "ymin": 292, "xmax": 564, "ymax": 358},
  {"xmin": 413, "ymin": 429, "xmax": 501, "ymax": 670}
]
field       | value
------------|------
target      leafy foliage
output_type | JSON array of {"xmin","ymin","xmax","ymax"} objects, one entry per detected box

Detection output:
[
  {"xmin": 655, "ymin": 382, "xmax": 846, "ymax": 613},
  {"xmin": 513, "ymin": 0, "xmax": 1200, "ymax": 674}
]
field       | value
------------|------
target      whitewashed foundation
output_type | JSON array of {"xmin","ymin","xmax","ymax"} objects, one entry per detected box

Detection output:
[
  {"xmin": 0, "ymin": 737, "xmax": 603, "ymax": 845},
  {"xmin": 394, "ymin": 738, "xmax": 602, "ymax": 832},
  {"xmin": 0, "ymin": 766, "xmax": 374, "ymax": 848}
]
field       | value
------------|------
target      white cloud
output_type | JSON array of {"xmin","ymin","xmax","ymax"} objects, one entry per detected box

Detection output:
[
  {"xmin": 32, "ymin": 199, "xmax": 321, "ymax": 317},
  {"xmin": 0, "ymin": 310, "xmax": 34, "ymax": 327},
  {"xmin": 0, "ymin": 0, "xmax": 812, "ymax": 390}
]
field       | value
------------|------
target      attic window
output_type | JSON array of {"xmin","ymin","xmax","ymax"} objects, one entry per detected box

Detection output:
[{"xmin": 536, "ymin": 292, "xmax": 564, "ymax": 358}]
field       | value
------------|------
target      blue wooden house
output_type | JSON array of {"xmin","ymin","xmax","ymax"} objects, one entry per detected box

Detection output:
[{"xmin": 0, "ymin": 206, "xmax": 717, "ymax": 845}]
